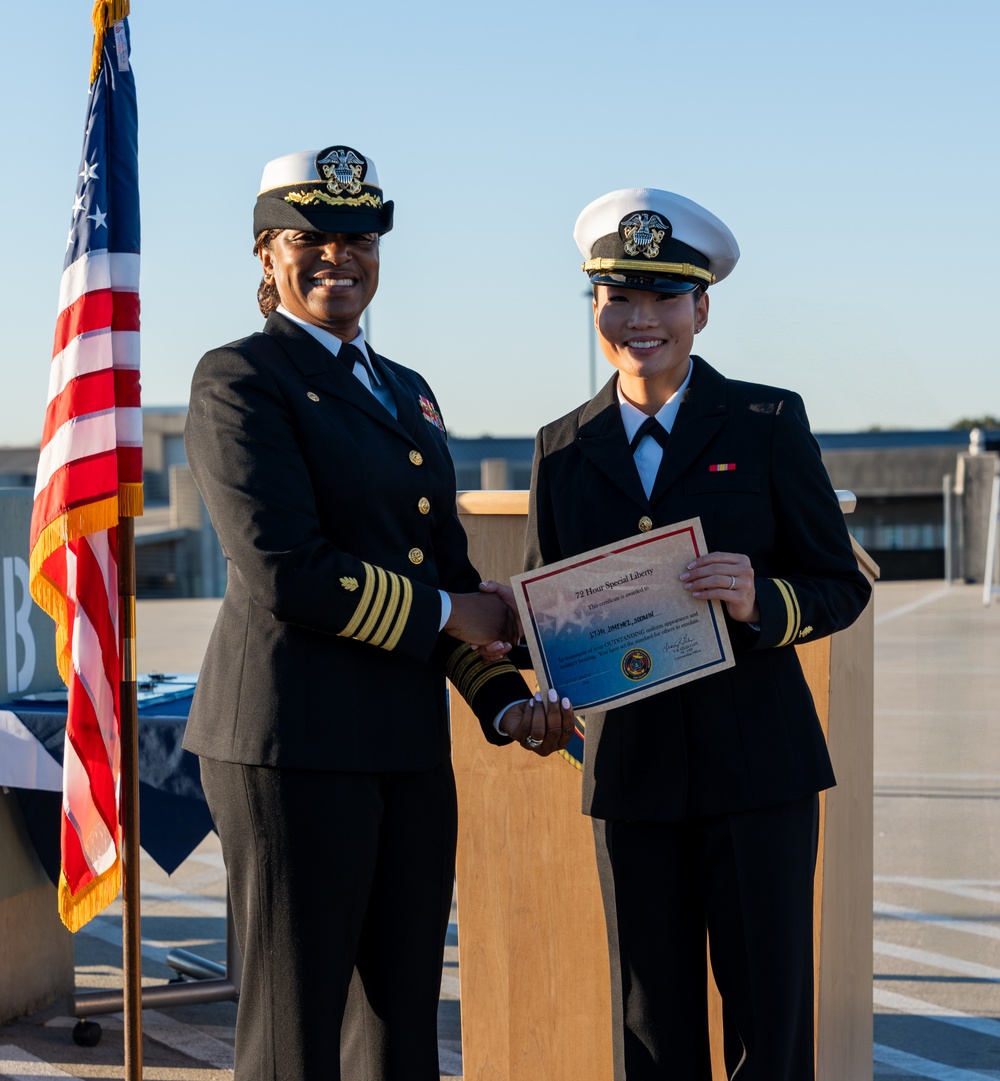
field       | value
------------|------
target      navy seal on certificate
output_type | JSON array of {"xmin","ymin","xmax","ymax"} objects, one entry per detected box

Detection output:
[{"xmin": 511, "ymin": 518, "xmax": 733, "ymax": 711}]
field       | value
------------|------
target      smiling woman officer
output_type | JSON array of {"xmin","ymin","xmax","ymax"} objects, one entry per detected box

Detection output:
[
  {"xmin": 182, "ymin": 145, "xmax": 569, "ymax": 1081},
  {"xmin": 522, "ymin": 189, "xmax": 872, "ymax": 1081}
]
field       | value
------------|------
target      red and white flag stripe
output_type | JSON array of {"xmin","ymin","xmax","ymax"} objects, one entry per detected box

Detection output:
[{"xmin": 30, "ymin": 247, "xmax": 141, "ymax": 929}]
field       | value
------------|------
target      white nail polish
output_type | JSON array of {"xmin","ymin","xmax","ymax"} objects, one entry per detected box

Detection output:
[{"xmin": 548, "ymin": 688, "xmax": 558, "ymax": 703}]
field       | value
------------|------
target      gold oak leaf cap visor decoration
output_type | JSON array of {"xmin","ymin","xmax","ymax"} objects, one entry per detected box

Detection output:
[
  {"xmin": 574, "ymin": 187, "xmax": 739, "ymax": 295},
  {"xmin": 253, "ymin": 145, "xmax": 394, "ymax": 237}
]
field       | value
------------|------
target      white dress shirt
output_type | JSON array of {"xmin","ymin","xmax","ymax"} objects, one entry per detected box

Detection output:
[
  {"xmin": 276, "ymin": 305, "xmax": 397, "ymax": 418},
  {"xmin": 618, "ymin": 357, "xmax": 693, "ymax": 498}
]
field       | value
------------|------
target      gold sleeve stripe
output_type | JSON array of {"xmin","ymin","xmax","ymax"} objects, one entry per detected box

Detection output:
[
  {"xmin": 465, "ymin": 666, "xmax": 515, "ymax": 701},
  {"xmin": 445, "ymin": 643, "xmax": 518, "ymax": 702},
  {"xmin": 445, "ymin": 639, "xmax": 475, "ymax": 691},
  {"xmin": 355, "ymin": 567, "xmax": 389, "ymax": 643},
  {"xmin": 369, "ymin": 570, "xmax": 401, "ymax": 647},
  {"xmin": 445, "ymin": 644, "xmax": 479, "ymax": 685},
  {"xmin": 340, "ymin": 562, "xmax": 377, "ymax": 638},
  {"xmin": 338, "ymin": 563, "xmax": 412, "ymax": 653},
  {"xmin": 786, "ymin": 580, "xmax": 802, "ymax": 644},
  {"xmin": 381, "ymin": 576, "xmax": 413, "ymax": 653},
  {"xmin": 773, "ymin": 578, "xmax": 801, "ymax": 647}
]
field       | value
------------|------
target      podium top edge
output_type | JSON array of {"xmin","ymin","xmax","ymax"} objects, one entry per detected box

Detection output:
[
  {"xmin": 457, "ymin": 490, "xmax": 860, "ymax": 515},
  {"xmin": 456, "ymin": 490, "xmax": 530, "ymax": 515}
]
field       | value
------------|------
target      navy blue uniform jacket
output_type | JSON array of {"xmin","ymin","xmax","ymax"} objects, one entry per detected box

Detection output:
[
  {"xmin": 525, "ymin": 357, "xmax": 872, "ymax": 821},
  {"xmin": 183, "ymin": 312, "xmax": 525, "ymax": 772}
]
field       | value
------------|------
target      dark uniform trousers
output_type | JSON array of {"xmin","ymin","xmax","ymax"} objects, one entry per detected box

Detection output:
[
  {"xmin": 184, "ymin": 313, "xmax": 529, "ymax": 1081},
  {"xmin": 594, "ymin": 795, "xmax": 818, "ymax": 1080},
  {"xmin": 201, "ymin": 758, "xmax": 458, "ymax": 1081},
  {"xmin": 524, "ymin": 358, "xmax": 872, "ymax": 1081}
]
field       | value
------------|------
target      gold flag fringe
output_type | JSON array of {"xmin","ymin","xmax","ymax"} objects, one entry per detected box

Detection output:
[
  {"xmin": 30, "ymin": 496, "xmax": 119, "ymax": 684},
  {"xmin": 29, "ymin": 483, "xmax": 144, "ymax": 685},
  {"xmin": 59, "ymin": 857, "xmax": 121, "ymax": 933},
  {"xmin": 119, "ymin": 481, "xmax": 144, "ymax": 518},
  {"xmin": 90, "ymin": 0, "xmax": 131, "ymax": 85}
]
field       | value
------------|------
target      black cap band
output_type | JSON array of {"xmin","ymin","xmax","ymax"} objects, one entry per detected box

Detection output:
[
  {"xmin": 254, "ymin": 185, "xmax": 393, "ymax": 237},
  {"xmin": 586, "ymin": 270, "xmax": 701, "ymax": 295}
]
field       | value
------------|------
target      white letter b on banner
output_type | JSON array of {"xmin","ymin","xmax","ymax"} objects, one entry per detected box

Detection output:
[{"xmin": 4, "ymin": 555, "xmax": 36, "ymax": 694}]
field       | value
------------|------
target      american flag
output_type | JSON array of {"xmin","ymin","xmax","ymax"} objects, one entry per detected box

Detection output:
[{"xmin": 28, "ymin": 1, "xmax": 141, "ymax": 933}]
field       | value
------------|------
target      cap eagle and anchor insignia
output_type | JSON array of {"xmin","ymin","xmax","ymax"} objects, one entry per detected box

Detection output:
[
  {"xmin": 316, "ymin": 147, "xmax": 366, "ymax": 196},
  {"xmin": 620, "ymin": 212, "xmax": 670, "ymax": 259}
]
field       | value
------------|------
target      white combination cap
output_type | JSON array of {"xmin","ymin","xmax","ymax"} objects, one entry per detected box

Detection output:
[
  {"xmin": 574, "ymin": 187, "xmax": 739, "ymax": 293},
  {"xmin": 253, "ymin": 144, "xmax": 393, "ymax": 238}
]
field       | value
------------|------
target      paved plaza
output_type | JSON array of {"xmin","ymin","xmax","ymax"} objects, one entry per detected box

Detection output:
[{"xmin": 1, "ymin": 581, "xmax": 998, "ymax": 1079}]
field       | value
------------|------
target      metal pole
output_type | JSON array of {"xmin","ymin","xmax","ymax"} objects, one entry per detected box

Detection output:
[
  {"xmin": 943, "ymin": 474, "xmax": 953, "ymax": 586},
  {"xmin": 983, "ymin": 473, "xmax": 1000, "ymax": 607},
  {"xmin": 118, "ymin": 515, "xmax": 143, "ymax": 1079}
]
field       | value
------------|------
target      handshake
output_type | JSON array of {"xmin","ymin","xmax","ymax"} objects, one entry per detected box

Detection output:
[{"xmin": 444, "ymin": 580, "xmax": 574, "ymax": 757}]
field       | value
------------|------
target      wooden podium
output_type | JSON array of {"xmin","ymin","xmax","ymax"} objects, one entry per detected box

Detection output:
[{"xmin": 450, "ymin": 491, "xmax": 877, "ymax": 1081}]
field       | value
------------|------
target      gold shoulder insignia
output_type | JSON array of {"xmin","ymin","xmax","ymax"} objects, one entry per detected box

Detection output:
[
  {"xmin": 798, "ymin": 626, "xmax": 813, "ymax": 639},
  {"xmin": 340, "ymin": 576, "xmax": 359, "ymax": 592}
]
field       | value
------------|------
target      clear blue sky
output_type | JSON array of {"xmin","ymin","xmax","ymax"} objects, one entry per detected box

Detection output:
[{"xmin": 2, "ymin": 0, "xmax": 996, "ymax": 447}]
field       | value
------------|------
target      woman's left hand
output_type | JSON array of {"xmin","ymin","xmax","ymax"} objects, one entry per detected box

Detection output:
[
  {"xmin": 679, "ymin": 551, "xmax": 759, "ymax": 623},
  {"xmin": 500, "ymin": 688, "xmax": 575, "ymax": 755}
]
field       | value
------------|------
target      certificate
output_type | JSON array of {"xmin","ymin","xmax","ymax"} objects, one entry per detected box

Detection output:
[{"xmin": 511, "ymin": 518, "xmax": 733, "ymax": 712}]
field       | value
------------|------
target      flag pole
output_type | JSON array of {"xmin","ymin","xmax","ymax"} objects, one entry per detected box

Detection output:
[
  {"xmin": 118, "ymin": 515, "xmax": 143, "ymax": 1078},
  {"xmin": 96, "ymin": 3, "xmax": 144, "ymax": 1070}
]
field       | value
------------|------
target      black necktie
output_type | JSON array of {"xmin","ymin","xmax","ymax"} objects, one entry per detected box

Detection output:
[
  {"xmin": 336, "ymin": 342, "xmax": 369, "ymax": 376},
  {"xmin": 629, "ymin": 416, "xmax": 670, "ymax": 454}
]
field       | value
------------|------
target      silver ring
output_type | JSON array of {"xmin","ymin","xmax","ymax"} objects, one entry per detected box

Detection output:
[
  {"xmin": 525, "ymin": 736, "xmax": 544, "ymax": 748},
  {"xmin": 728, "ymin": 575, "xmax": 737, "ymax": 590}
]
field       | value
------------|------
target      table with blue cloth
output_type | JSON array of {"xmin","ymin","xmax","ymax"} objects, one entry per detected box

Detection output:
[{"xmin": 8, "ymin": 682, "xmax": 214, "ymax": 885}]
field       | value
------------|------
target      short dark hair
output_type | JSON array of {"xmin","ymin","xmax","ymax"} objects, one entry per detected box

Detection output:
[{"xmin": 253, "ymin": 229, "xmax": 283, "ymax": 317}]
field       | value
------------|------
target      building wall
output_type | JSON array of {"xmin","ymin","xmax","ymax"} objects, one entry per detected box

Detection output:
[{"xmin": 3, "ymin": 419, "xmax": 997, "ymax": 592}]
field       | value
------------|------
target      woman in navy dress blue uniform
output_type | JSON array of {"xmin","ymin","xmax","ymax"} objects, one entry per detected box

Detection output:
[
  {"xmin": 523, "ymin": 189, "xmax": 872, "ymax": 1080},
  {"xmin": 183, "ymin": 145, "xmax": 571, "ymax": 1081}
]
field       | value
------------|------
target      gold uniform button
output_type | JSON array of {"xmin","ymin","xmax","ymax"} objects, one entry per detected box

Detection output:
[
  {"xmin": 409, "ymin": 449, "xmax": 424, "ymax": 466},
  {"xmin": 417, "ymin": 497, "xmax": 431, "ymax": 515},
  {"xmin": 638, "ymin": 516, "xmax": 653, "ymax": 533},
  {"xmin": 408, "ymin": 547, "xmax": 424, "ymax": 565},
  {"xmin": 307, "ymin": 391, "xmax": 320, "ymax": 402}
]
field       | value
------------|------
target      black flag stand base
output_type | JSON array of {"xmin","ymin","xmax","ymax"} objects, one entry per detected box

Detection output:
[{"xmin": 67, "ymin": 912, "xmax": 242, "ymax": 1010}]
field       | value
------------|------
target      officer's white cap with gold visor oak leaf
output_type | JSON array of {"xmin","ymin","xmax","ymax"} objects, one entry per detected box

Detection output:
[
  {"xmin": 575, "ymin": 188, "xmax": 739, "ymax": 295},
  {"xmin": 253, "ymin": 144, "xmax": 394, "ymax": 238}
]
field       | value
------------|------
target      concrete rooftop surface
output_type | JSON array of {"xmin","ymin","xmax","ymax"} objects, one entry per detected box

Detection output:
[{"xmin": 1, "ymin": 580, "xmax": 998, "ymax": 1080}]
